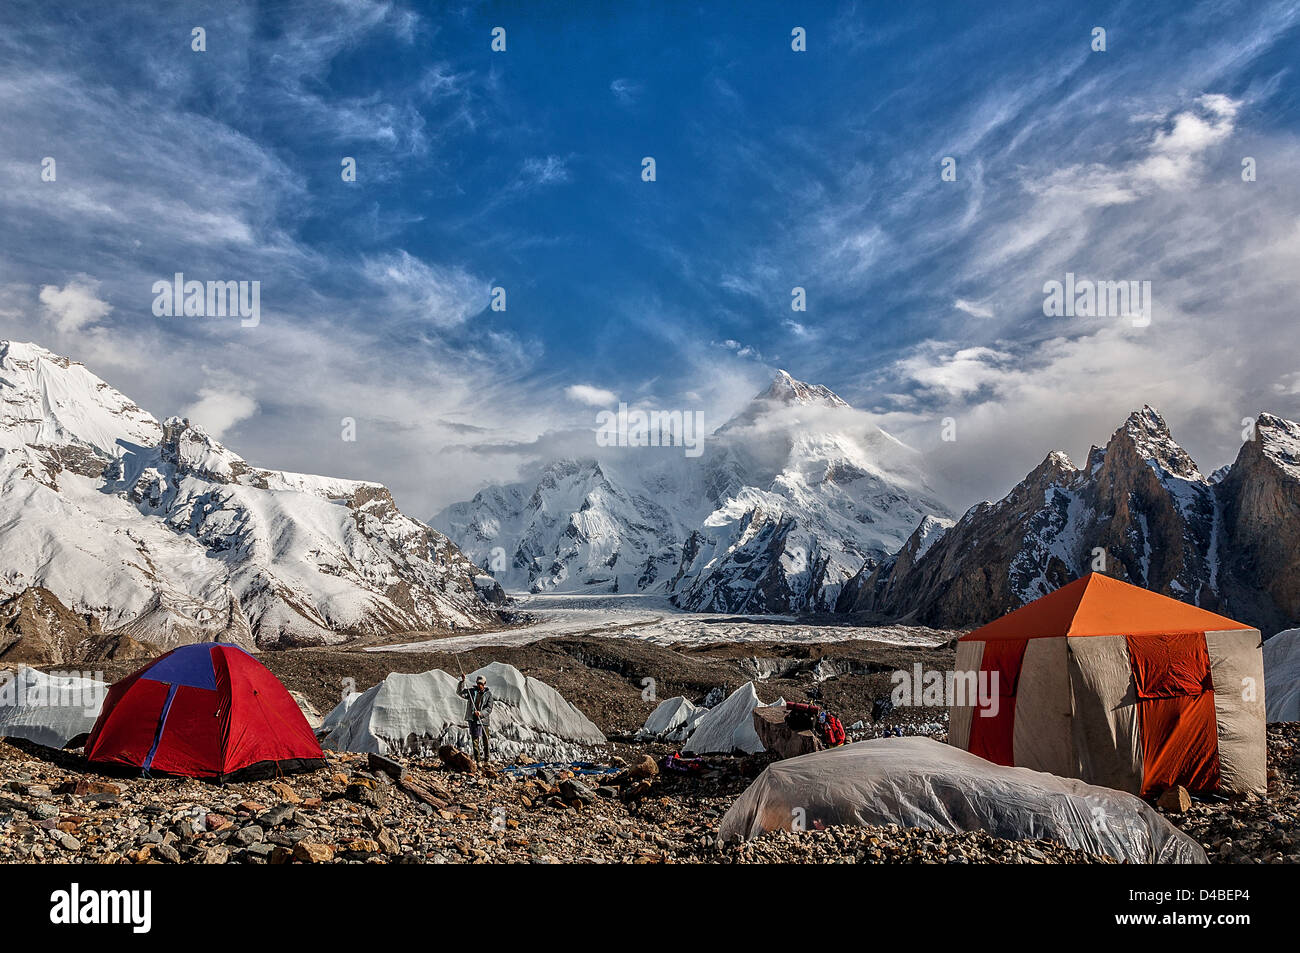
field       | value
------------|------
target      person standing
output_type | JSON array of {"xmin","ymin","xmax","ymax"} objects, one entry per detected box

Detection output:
[{"xmin": 458, "ymin": 674, "xmax": 494, "ymax": 763}]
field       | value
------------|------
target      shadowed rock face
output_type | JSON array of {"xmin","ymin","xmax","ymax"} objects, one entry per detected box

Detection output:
[
  {"xmin": 837, "ymin": 408, "xmax": 1300, "ymax": 636},
  {"xmin": 0, "ymin": 586, "xmax": 152, "ymax": 665},
  {"xmin": 1217, "ymin": 414, "xmax": 1300, "ymax": 634}
]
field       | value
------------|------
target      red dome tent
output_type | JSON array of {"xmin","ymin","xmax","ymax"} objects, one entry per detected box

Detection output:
[
  {"xmin": 947, "ymin": 573, "xmax": 1266, "ymax": 796},
  {"xmin": 86, "ymin": 643, "xmax": 324, "ymax": 780}
]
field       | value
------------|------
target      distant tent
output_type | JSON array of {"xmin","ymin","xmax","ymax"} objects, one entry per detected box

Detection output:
[
  {"xmin": 0, "ymin": 667, "xmax": 106, "ymax": 749},
  {"xmin": 949, "ymin": 573, "xmax": 1265, "ymax": 795},
  {"xmin": 719, "ymin": 737, "xmax": 1207, "ymax": 864},
  {"xmin": 321, "ymin": 661, "xmax": 606, "ymax": 762},
  {"xmin": 637, "ymin": 696, "xmax": 706, "ymax": 743},
  {"xmin": 684, "ymin": 682, "xmax": 769, "ymax": 755},
  {"xmin": 85, "ymin": 644, "xmax": 324, "ymax": 780},
  {"xmin": 1264, "ymin": 628, "xmax": 1300, "ymax": 722}
]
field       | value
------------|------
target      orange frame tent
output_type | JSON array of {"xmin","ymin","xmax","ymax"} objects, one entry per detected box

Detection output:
[{"xmin": 948, "ymin": 573, "xmax": 1266, "ymax": 796}]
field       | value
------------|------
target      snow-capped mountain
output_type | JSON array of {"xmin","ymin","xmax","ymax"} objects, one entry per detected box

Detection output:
[
  {"xmin": 837, "ymin": 406, "xmax": 1300, "ymax": 635},
  {"xmin": 0, "ymin": 341, "xmax": 503, "ymax": 655},
  {"xmin": 433, "ymin": 371, "xmax": 953, "ymax": 613}
]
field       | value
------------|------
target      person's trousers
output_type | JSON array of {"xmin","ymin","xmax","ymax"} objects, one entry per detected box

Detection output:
[{"xmin": 470, "ymin": 722, "xmax": 491, "ymax": 762}]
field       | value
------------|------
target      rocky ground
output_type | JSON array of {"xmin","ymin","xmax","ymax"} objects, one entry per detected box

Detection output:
[
  {"xmin": 1167, "ymin": 725, "xmax": 1300, "ymax": 863},
  {"xmin": 1, "ymin": 718, "xmax": 1296, "ymax": 865},
  {"xmin": 0, "ymin": 739, "xmax": 1114, "ymax": 865},
  {"xmin": 5, "ymin": 629, "xmax": 1297, "ymax": 865}
]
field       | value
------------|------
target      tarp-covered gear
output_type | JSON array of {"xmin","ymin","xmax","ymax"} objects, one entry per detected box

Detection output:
[
  {"xmin": 1264, "ymin": 627, "xmax": 1300, "ymax": 722},
  {"xmin": 948, "ymin": 573, "xmax": 1266, "ymax": 795},
  {"xmin": 85, "ymin": 643, "xmax": 324, "ymax": 780},
  {"xmin": 0, "ymin": 667, "xmax": 106, "ymax": 749},
  {"xmin": 719, "ymin": 737, "xmax": 1208, "ymax": 864},
  {"xmin": 321, "ymin": 661, "xmax": 605, "ymax": 762}
]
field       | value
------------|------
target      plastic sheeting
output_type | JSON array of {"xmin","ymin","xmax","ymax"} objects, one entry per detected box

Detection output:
[
  {"xmin": 685, "ymin": 682, "xmax": 768, "ymax": 754},
  {"xmin": 1265, "ymin": 628, "xmax": 1300, "ymax": 722},
  {"xmin": 719, "ymin": 737, "xmax": 1207, "ymax": 864},
  {"xmin": 637, "ymin": 696, "xmax": 706, "ymax": 743},
  {"xmin": 0, "ymin": 667, "xmax": 107, "ymax": 749},
  {"xmin": 319, "ymin": 691, "xmax": 362, "ymax": 737},
  {"xmin": 321, "ymin": 661, "xmax": 606, "ymax": 762}
]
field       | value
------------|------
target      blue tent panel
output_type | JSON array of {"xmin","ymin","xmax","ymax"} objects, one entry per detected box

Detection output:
[{"xmin": 140, "ymin": 644, "xmax": 219, "ymax": 690}]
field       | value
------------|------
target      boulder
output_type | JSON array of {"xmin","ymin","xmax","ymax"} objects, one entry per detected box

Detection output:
[
  {"xmin": 438, "ymin": 745, "xmax": 476, "ymax": 773},
  {"xmin": 1158, "ymin": 785, "xmax": 1192, "ymax": 813},
  {"xmin": 752, "ymin": 705, "xmax": 822, "ymax": 760}
]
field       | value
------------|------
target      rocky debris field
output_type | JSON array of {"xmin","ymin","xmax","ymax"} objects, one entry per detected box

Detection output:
[
  {"xmin": 721, "ymin": 825, "xmax": 1114, "ymax": 864},
  {"xmin": 1166, "ymin": 725, "xmax": 1300, "ymax": 863},
  {"xmin": 7, "ymin": 634, "xmax": 1298, "ymax": 865},
  {"xmin": 2, "ymin": 723, "xmax": 1297, "ymax": 864},
  {"xmin": 0, "ymin": 739, "xmax": 1108, "ymax": 865}
]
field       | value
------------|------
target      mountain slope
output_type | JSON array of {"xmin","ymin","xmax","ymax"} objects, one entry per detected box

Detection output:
[
  {"xmin": 1217, "ymin": 413, "xmax": 1300, "ymax": 634},
  {"xmin": 837, "ymin": 407, "xmax": 1300, "ymax": 635},
  {"xmin": 433, "ymin": 371, "xmax": 952, "ymax": 613},
  {"xmin": 0, "ymin": 341, "xmax": 503, "ymax": 650}
]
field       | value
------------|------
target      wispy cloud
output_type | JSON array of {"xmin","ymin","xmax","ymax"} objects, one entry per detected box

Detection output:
[
  {"xmin": 610, "ymin": 78, "xmax": 642, "ymax": 105},
  {"xmin": 564, "ymin": 384, "xmax": 617, "ymax": 406},
  {"xmin": 2, "ymin": 0, "xmax": 1299, "ymax": 521}
]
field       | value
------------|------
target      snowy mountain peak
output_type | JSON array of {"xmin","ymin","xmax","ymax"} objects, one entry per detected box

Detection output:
[
  {"xmin": 436, "ymin": 369, "xmax": 951, "ymax": 612},
  {"xmin": 159, "ymin": 415, "xmax": 253, "ymax": 484},
  {"xmin": 1113, "ymin": 405, "xmax": 1203, "ymax": 481},
  {"xmin": 1030, "ymin": 449, "xmax": 1077, "ymax": 482},
  {"xmin": 1254, "ymin": 413, "xmax": 1300, "ymax": 475},
  {"xmin": 0, "ymin": 340, "xmax": 502, "ymax": 655},
  {"xmin": 0, "ymin": 339, "xmax": 162, "ymax": 464},
  {"xmin": 759, "ymin": 369, "xmax": 850, "ymax": 409}
]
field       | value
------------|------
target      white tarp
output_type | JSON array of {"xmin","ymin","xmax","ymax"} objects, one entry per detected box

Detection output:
[
  {"xmin": 1264, "ymin": 628, "xmax": 1300, "ymax": 722},
  {"xmin": 685, "ymin": 682, "xmax": 767, "ymax": 754},
  {"xmin": 719, "ymin": 737, "xmax": 1208, "ymax": 864},
  {"xmin": 637, "ymin": 696, "xmax": 706, "ymax": 743},
  {"xmin": 319, "ymin": 691, "xmax": 362, "ymax": 737},
  {"xmin": 0, "ymin": 667, "xmax": 107, "ymax": 749},
  {"xmin": 320, "ymin": 661, "xmax": 606, "ymax": 761}
]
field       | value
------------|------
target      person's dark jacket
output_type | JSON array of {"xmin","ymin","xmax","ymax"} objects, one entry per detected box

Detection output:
[{"xmin": 459, "ymin": 682, "xmax": 494, "ymax": 725}]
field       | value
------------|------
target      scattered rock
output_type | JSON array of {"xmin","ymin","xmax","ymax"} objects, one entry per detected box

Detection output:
[
  {"xmin": 1158, "ymin": 785, "xmax": 1192, "ymax": 813},
  {"xmin": 367, "ymin": 752, "xmax": 407, "ymax": 782},
  {"xmin": 292, "ymin": 841, "xmax": 335, "ymax": 864},
  {"xmin": 438, "ymin": 745, "xmax": 476, "ymax": 773}
]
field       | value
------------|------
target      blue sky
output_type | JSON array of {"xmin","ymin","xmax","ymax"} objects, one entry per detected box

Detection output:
[{"xmin": 2, "ymin": 0, "xmax": 1299, "ymax": 516}]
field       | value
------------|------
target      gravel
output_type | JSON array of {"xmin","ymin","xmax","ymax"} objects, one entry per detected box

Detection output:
[{"xmin": 2, "ymin": 725, "xmax": 1295, "ymax": 864}]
